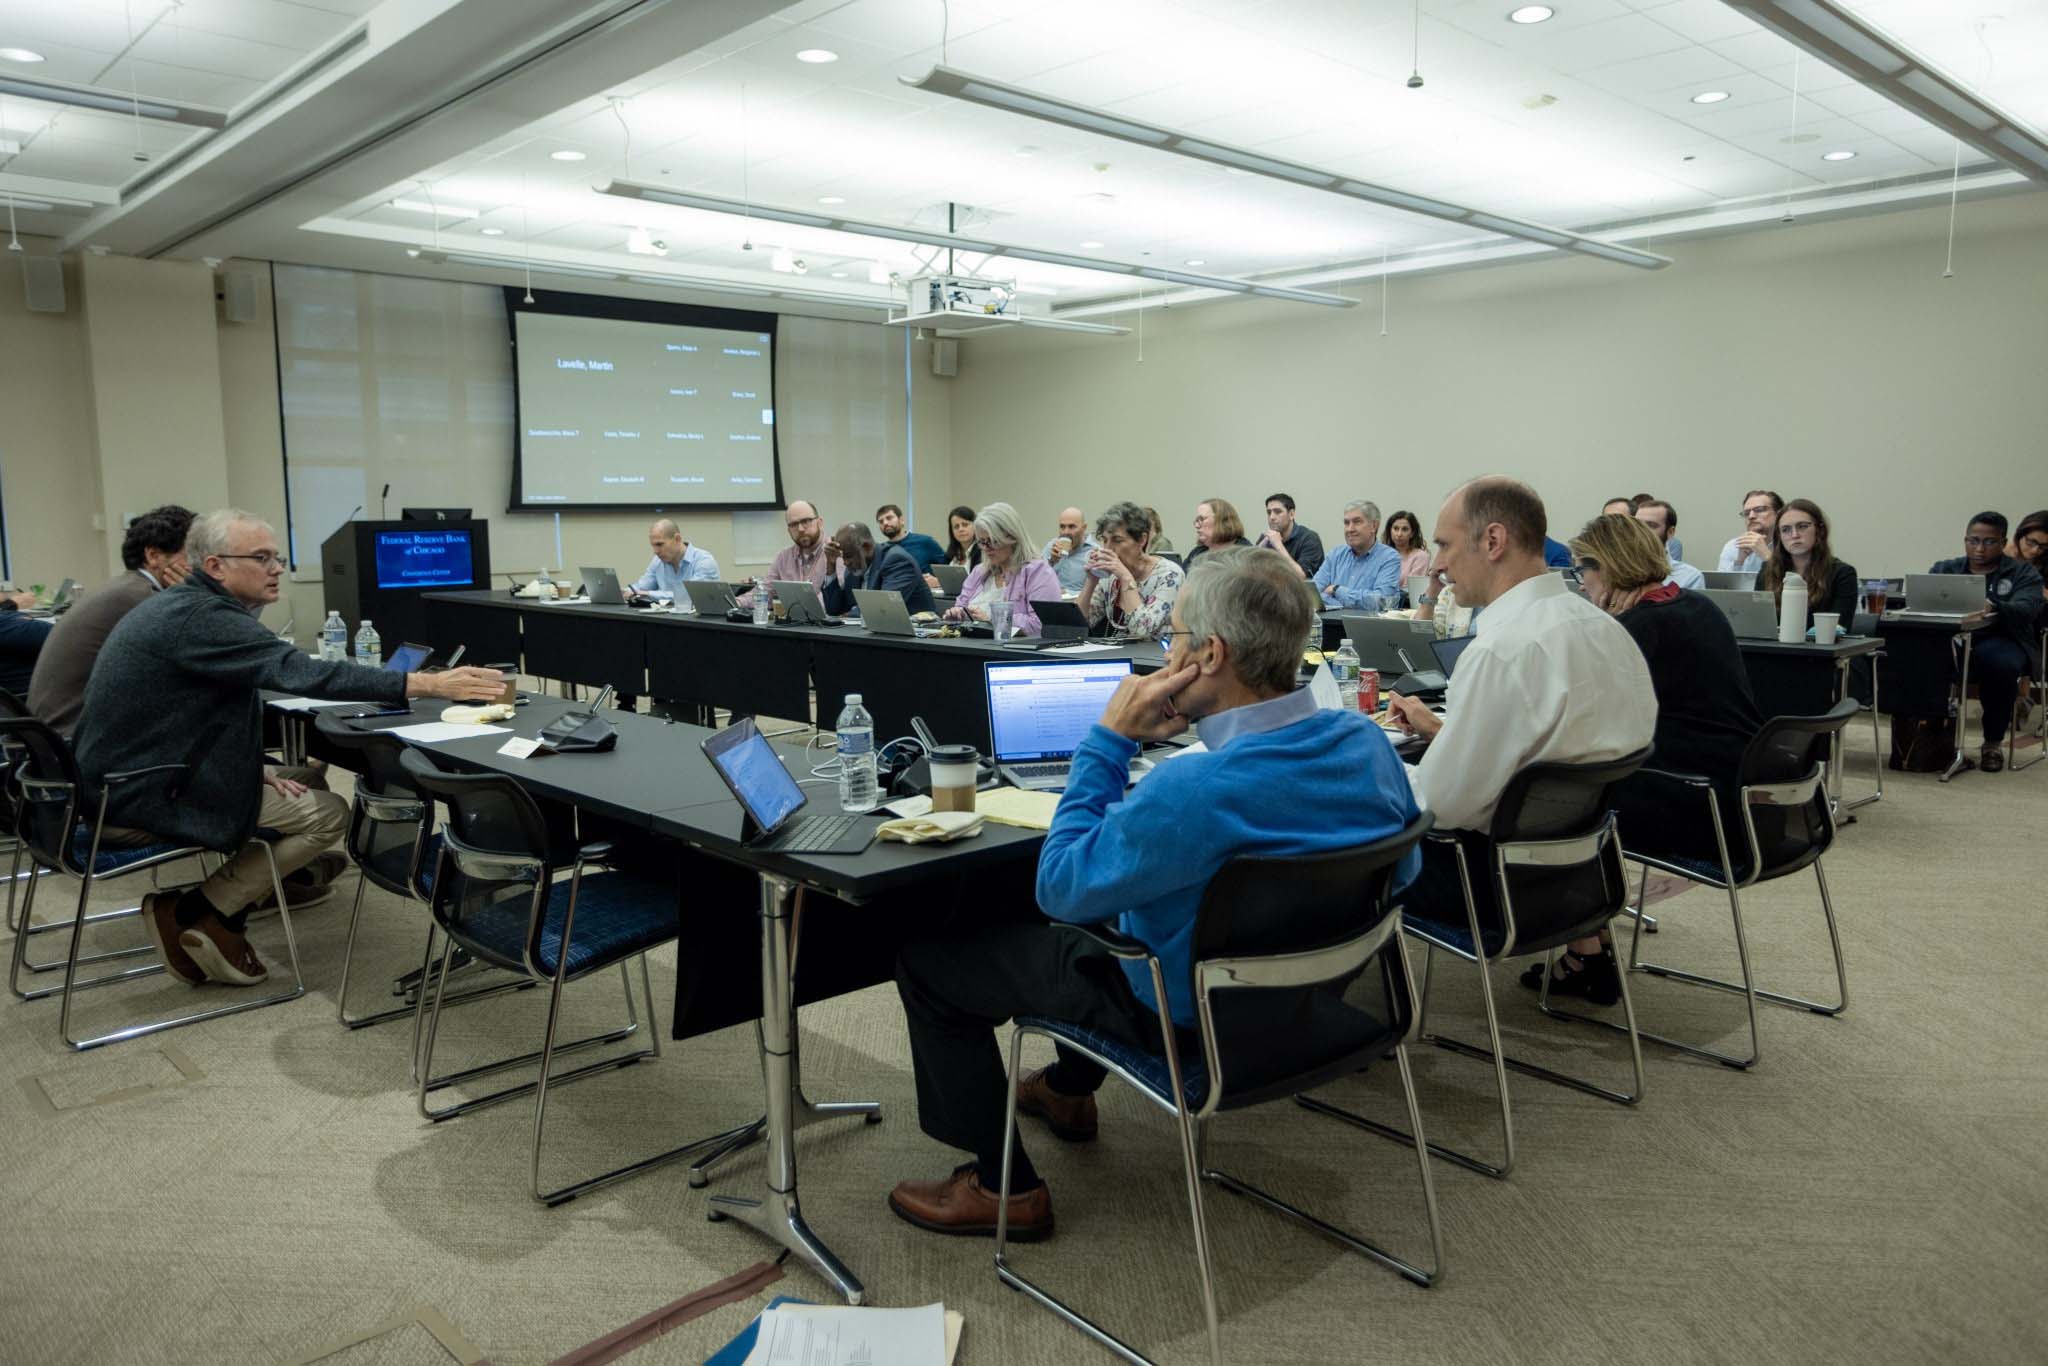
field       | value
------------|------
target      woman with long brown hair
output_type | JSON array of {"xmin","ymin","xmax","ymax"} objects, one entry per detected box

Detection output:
[{"xmin": 1760, "ymin": 498, "xmax": 1859, "ymax": 630}]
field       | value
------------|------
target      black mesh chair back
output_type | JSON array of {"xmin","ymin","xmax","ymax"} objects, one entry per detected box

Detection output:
[
  {"xmin": 1482, "ymin": 747, "xmax": 1650, "ymax": 957},
  {"xmin": 0, "ymin": 688, "xmax": 32, "ymax": 839},
  {"xmin": 1733, "ymin": 699, "xmax": 1853, "ymax": 881},
  {"xmin": 0, "ymin": 716, "xmax": 90, "ymax": 874},
  {"xmin": 399, "ymin": 748, "xmax": 556, "ymax": 976},
  {"xmin": 315, "ymin": 713, "xmax": 433, "ymax": 900}
]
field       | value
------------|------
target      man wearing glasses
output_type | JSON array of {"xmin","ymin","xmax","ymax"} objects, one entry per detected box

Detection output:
[
  {"xmin": 73, "ymin": 509, "xmax": 506, "ymax": 988},
  {"xmin": 1928, "ymin": 511, "xmax": 2043, "ymax": 772},
  {"xmin": 1718, "ymin": 490, "xmax": 1781, "ymax": 574},
  {"xmin": 740, "ymin": 499, "xmax": 832, "ymax": 607}
]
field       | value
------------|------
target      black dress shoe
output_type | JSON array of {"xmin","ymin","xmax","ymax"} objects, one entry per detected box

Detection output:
[{"xmin": 1519, "ymin": 946, "xmax": 1622, "ymax": 1006}]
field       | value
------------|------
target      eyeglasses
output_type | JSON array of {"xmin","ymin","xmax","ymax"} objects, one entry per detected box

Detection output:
[
  {"xmin": 1159, "ymin": 629, "xmax": 1204, "ymax": 645},
  {"xmin": 217, "ymin": 551, "xmax": 285, "ymax": 568},
  {"xmin": 1741, "ymin": 503, "xmax": 1775, "ymax": 518},
  {"xmin": 1778, "ymin": 520, "xmax": 1816, "ymax": 535},
  {"xmin": 973, "ymin": 538, "xmax": 1002, "ymax": 551},
  {"xmin": 786, "ymin": 515, "xmax": 819, "ymax": 529},
  {"xmin": 1964, "ymin": 536, "xmax": 2003, "ymax": 548}
]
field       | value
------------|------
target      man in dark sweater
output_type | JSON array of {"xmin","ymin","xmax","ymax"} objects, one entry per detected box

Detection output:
[
  {"xmin": 1256, "ymin": 492, "xmax": 1325, "ymax": 578},
  {"xmin": 28, "ymin": 504, "xmax": 194, "ymax": 735},
  {"xmin": 1931, "ymin": 510, "xmax": 2045, "ymax": 771},
  {"xmin": 75, "ymin": 509, "xmax": 504, "ymax": 988}
]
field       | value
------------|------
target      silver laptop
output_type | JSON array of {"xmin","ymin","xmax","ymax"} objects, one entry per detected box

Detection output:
[
  {"xmin": 986, "ymin": 658, "xmax": 1142, "ymax": 790},
  {"xmin": 579, "ymin": 566, "xmax": 627, "ymax": 605},
  {"xmin": 1343, "ymin": 617, "xmax": 1440, "ymax": 676},
  {"xmin": 49, "ymin": 578, "xmax": 79, "ymax": 611},
  {"xmin": 773, "ymin": 579, "xmax": 839, "ymax": 625},
  {"xmin": 931, "ymin": 563, "xmax": 969, "ymax": 595},
  {"xmin": 1703, "ymin": 588, "xmax": 1779, "ymax": 639},
  {"xmin": 1701, "ymin": 570, "xmax": 1757, "ymax": 591},
  {"xmin": 682, "ymin": 579, "xmax": 740, "ymax": 616},
  {"xmin": 853, "ymin": 587, "xmax": 940, "ymax": 638},
  {"xmin": 1889, "ymin": 573, "xmax": 1986, "ymax": 620}
]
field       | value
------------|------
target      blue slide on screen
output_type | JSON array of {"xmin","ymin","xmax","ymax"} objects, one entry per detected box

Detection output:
[{"xmin": 374, "ymin": 530, "xmax": 474, "ymax": 589}]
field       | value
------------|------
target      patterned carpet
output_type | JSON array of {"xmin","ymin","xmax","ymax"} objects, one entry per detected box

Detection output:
[{"xmin": 3, "ymin": 717, "xmax": 2043, "ymax": 1366}]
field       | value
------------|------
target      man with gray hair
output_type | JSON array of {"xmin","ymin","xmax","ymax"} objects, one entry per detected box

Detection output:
[
  {"xmin": 887, "ymin": 547, "xmax": 1422, "ymax": 1240},
  {"xmin": 75, "ymin": 509, "xmax": 506, "ymax": 989},
  {"xmin": 1308, "ymin": 499, "xmax": 1403, "ymax": 607},
  {"xmin": 625, "ymin": 517, "xmax": 720, "ymax": 601}
]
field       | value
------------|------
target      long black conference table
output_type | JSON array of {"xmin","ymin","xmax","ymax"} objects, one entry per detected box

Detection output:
[{"xmin": 422, "ymin": 589, "xmax": 1163, "ymax": 753}]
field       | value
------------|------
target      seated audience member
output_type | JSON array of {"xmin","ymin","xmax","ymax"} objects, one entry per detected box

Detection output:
[
  {"xmin": 1524, "ymin": 515, "xmax": 1764, "ymax": 999},
  {"xmin": 2009, "ymin": 509, "xmax": 2048, "ymax": 584},
  {"xmin": 29, "ymin": 504, "xmax": 195, "ymax": 734},
  {"xmin": 1384, "ymin": 508, "xmax": 1432, "ymax": 580},
  {"xmin": 1412, "ymin": 571, "xmax": 1476, "ymax": 638},
  {"xmin": 1601, "ymin": 497, "xmax": 1634, "ymax": 518},
  {"xmin": 1387, "ymin": 479, "xmax": 1655, "ymax": 1005},
  {"xmin": 923, "ymin": 505, "xmax": 982, "ymax": 590},
  {"xmin": 1043, "ymin": 506, "xmax": 1099, "ymax": 594},
  {"xmin": 1256, "ymin": 492, "xmax": 1325, "ymax": 577},
  {"xmin": 1184, "ymin": 498, "xmax": 1253, "ymax": 567},
  {"xmin": 1719, "ymin": 490, "xmax": 1781, "ymax": 574},
  {"xmin": 1542, "ymin": 535, "xmax": 1575, "ymax": 568},
  {"xmin": 1929, "ymin": 511, "xmax": 2044, "ymax": 772},
  {"xmin": 942, "ymin": 502, "xmax": 1060, "ymax": 635},
  {"xmin": 1145, "ymin": 508, "xmax": 1175, "ymax": 554},
  {"xmin": 1634, "ymin": 499, "xmax": 1705, "ymax": 589},
  {"xmin": 1309, "ymin": 500, "xmax": 1403, "ymax": 607},
  {"xmin": 1760, "ymin": 499, "xmax": 1858, "ymax": 631},
  {"xmin": 74, "ymin": 509, "xmax": 504, "ymax": 987},
  {"xmin": 889, "ymin": 548, "xmax": 1422, "ymax": 1238},
  {"xmin": 823, "ymin": 519, "xmax": 937, "ymax": 616},
  {"xmin": 876, "ymin": 503, "xmax": 948, "ymax": 573},
  {"xmin": 0, "ymin": 590, "xmax": 53, "ymax": 699},
  {"xmin": 626, "ymin": 518, "xmax": 720, "ymax": 601},
  {"xmin": 1079, "ymin": 502, "xmax": 1183, "ymax": 638},
  {"xmin": 1626, "ymin": 493, "xmax": 1682, "ymax": 564},
  {"xmin": 739, "ymin": 499, "xmax": 831, "ymax": 607}
]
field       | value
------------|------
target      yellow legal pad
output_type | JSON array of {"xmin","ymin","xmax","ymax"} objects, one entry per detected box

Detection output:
[{"xmin": 974, "ymin": 787, "xmax": 1063, "ymax": 831}]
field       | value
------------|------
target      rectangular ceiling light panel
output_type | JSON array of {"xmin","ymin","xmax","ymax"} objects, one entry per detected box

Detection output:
[{"xmin": 0, "ymin": 74, "xmax": 228, "ymax": 128}]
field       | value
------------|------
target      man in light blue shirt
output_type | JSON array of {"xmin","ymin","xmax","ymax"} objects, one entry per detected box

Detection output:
[
  {"xmin": 1717, "ymin": 489, "xmax": 1780, "ymax": 575},
  {"xmin": 626, "ymin": 518, "xmax": 720, "ymax": 600},
  {"xmin": 1043, "ymin": 505, "xmax": 1099, "ymax": 594},
  {"xmin": 1636, "ymin": 501, "xmax": 1706, "ymax": 590},
  {"xmin": 1308, "ymin": 499, "xmax": 1403, "ymax": 607}
]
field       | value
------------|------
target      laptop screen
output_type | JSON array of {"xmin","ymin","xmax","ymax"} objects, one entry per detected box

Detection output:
[
  {"xmin": 1432, "ymin": 633, "xmax": 1475, "ymax": 677},
  {"xmin": 984, "ymin": 660, "xmax": 1134, "ymax": 763},
  {"xmin": 384, "ymin": 643, "xmax": 431, "ymax": 673},
  {"xmin": 704, "ymin": 717, "xmax": 807, "ymax": 833}
]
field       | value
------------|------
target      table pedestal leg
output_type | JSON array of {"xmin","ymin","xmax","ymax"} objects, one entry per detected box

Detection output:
[{"xmin": 1940, "ymin": 633, "xmax": 1975, "ymax": 783}]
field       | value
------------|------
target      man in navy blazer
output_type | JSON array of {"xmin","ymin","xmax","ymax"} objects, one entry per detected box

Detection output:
[{"xmin": 822, "ymin": 519, "xmax": 936, "ymax": 616}]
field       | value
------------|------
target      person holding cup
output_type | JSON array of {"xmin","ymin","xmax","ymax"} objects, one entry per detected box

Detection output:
[
  {"xmin": 943, "ymin": 502, "xmax": 1060, "ymax": 638},
  {"xmin": 1041, "ymin": 506, "xmax": 1098, "ymax": 595},
  {"xmin": 1760, "ymin": 499, "xmax": 1859, "ymax": 632},
  {"xmin": 1079, "ymin": 502, "xmax": 1184, "ymax": 639}
]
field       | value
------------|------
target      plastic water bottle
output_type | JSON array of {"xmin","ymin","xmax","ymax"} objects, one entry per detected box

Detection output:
[
  {"xmin": 321, "ymin": 610, "xmax": 347, "ymax": 661},
  {"xmin": 354, "ymin": 619, "xmax": 382, "ymax": 668},
  {"xmin": 1777, "ymin": 571, "xmax": 1808, "ymax": 643},
  {"xmin": 836, "ymin": 693, "xmax": 877, "ymax": 813},
  {"xmin": 753, "ymin": 578, "xmax": 773, "ymax": 627},
  {"xmin": 1331, "ymin": 639, "xmax": 1361, "ymax": 711}
]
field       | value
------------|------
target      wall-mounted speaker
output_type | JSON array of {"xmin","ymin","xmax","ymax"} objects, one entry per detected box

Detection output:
[
  {"xmin": 22, "ymin": 256, "xmax": 65, "ymax": 314},
  {"xmin": 931, "ymin": 338, "xmax": 959, "ymax": 378},
  {"xmin": 221, "ymin": 268, "xmax": 258, "ymax": 323}
]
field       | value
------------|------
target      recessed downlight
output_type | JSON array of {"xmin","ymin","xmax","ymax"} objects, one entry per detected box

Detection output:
[
  {"xmin": 1691, "ymin": 90, "xmax": 1731, "ymax": 104},
  {"xmin": 817, "ymin": 195, "xmax": 846, "ymax": 204},
  {"xmin": 1079, "ymin": 240, "xmax": 1105, "ymax": 249},
  {"xmin": 1822, "ymin": 149, "xmax": 1857, "ymax": 161},
  {"xmin": 479, "ymin": 226, "xmax": 505, "ymax": 236},
  {"xmin": 1508, "ymin": 5, "xmax": 1555, "ymax": 23},
  {"xmin": 796, "ymin": 48, "xmax": 839, "ymax": 64},
  {"xmin": 1184, "ymin": 257, "xmax": 1206, "ymax": 265},
  {"xmin": 550, "ymin": 149, "xmax": 586, "ymax": 161},
  {"xmin": 0, "ymin": 47, "xmax": 45, "ymax": 63}
]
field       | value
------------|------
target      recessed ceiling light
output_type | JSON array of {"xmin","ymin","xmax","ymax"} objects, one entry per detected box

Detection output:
[
  {"xmin": 0, "ymin": 47, "xmax": 46, "ymax": 63},
  {"xmin": 1691, "ymin": 90, "xmax": 1730, "ymax": 105},
  {"xmin": 1183, "ymin": 257, "xmax": 1206, "ymax": 265},
  {"xmin": 1822, "ymin": 149, "xmax": 1857, "ymax": 161},
  {"xmin": 1014, "ymin": 145, "xmax": 1039, "ymax": 157},
  {"xmin": 817, "ymin": 195, "xmax": 846, "ymax": 205},
  {"xmin": 830, "ymin": 271, "xmax": 847, "ymax": 278},
  {"xmin": 1508, "ymin": 6, "xmax": 1555, "ymax": 23},
  {"xmin": 479, "ymin": 226, "xmax": 505, "ymax": 236},
  {"xmin": 550, "ymin": 149, "xmax": 586, "ymax": 162},
  {"xmin": 1079, "ymin": 240, "xmax": 1104, "ymax": 249},
  {"xmin": 796, "ymin": 48, "xmax": 838, "ymax": 64}
]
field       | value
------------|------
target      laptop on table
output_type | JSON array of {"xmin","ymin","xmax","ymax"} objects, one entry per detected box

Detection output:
[
  {"xmin": 932, "ymin": 563, "xmax": 969, "ymax": 595},
  {"xmin": 1702, "ymin": 589, "xmax": 1779, "ymax": 639},
  {"xmin": 985, "ymin": 658, "xmax": 1148, "ymax": 790},
  {"xmin": 683, "ymin": 579, "xmax": 749, "ymax": 619},
  {"xmin": 579, "ymin": 566, "xmax": 629, "ymax": 605},
  {"xmin": 701, "ymin": 716, "xmax": 876, "ymax": 854},
  {"xmin": 854, "ymin": 587, "xmax": 942, "ymax": 638},
  {"xmin": 1887, "ymin": 573, "xmax": 1986, "ymax": 621},
  {"xmin": 1701, "ymin": 570, "xmax": 1758, "ymax": 591},
  {"xmin": 773, "ymin": 579, "xmax": 841, "ymax": 626}
]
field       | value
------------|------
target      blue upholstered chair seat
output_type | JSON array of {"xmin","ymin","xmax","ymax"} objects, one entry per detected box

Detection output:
[
  {"xmin": 66, "ymin": 830, "xmax": 199, "ymax": 876},
  {"xmin": 449, "ymin": 870, "xmax": 675, "ymax": 979}
]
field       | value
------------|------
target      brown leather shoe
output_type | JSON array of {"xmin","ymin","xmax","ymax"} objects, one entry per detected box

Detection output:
[
  {"xmin": 178, "ymin": 915, "xmax": 269, "ymax": 986},
  {"xmin": 888, "ymin": 1165, "xmax": 1053, "ymax": 1241},
  {"xmin": 141, "ymin": 891, "xmax": 204, "ymax": 986},
  {"xmin": 1017, "ymin": 1065, "xmax": 1098, "ymax": 1142}
]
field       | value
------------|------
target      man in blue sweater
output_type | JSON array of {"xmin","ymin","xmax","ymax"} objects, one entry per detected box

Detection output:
[{"xmin": 889, "ymin": 547, "xmax": 1420, "ymax": 1240}]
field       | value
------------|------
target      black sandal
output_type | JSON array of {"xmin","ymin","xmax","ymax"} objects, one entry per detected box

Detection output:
[{"xmin": 1518, "ymin": 945, "xmax": 1622, "ymax": 1006}]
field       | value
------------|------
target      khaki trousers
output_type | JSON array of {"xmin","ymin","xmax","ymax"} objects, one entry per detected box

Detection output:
[{"xmin": 105, "ymin": 766, "xmax": 347, "ymax": 915}]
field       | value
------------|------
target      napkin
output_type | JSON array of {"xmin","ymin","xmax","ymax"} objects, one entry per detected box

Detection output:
[
  {"xmin": 877, "ymin": 811, "xmax": 985, "ymax": 844},
  {"xmin": 440, "ymin": 703, "xmax": 518, "ymax": 724}
]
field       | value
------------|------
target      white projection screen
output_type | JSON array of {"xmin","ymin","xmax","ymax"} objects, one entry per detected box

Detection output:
[{"xmin": 508, "ymin": 292, "xmax": 782, "ymax": 511}]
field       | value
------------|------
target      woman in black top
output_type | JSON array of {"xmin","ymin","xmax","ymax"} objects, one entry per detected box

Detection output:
[
  {"xmin": 941, "ymin": 505, "xmax": 981, "ymax": 568},
  {"xmin": 1525, "ymin": 515, "xmax": 1765, "ymax": 1004},
  {"xmin": 1183, "ymin": 497, "xmax": 1253, "ymax": 567},
  {"xmin": 1762, "ymin": 498, "xmax": 1858, "ymax": 631}
]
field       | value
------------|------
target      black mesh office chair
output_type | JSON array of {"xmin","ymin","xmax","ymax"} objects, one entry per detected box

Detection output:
[
  {"xmin": 0, "ymin": 715, "xmax": 306, "ymax": 1049},
  {"xmin": 1543, "ymin": 700, "xmax": 1856, "ymax": 1070},
  {"xmin": 996, "ymin": 815, "xmax": 1441, "ymax": 1366},
  {"xmin": 1, "ymin": 688, "xmax": 51, "ymax": 947},
  {"xmin": 2010, "ymin": 626, "xmax": 2046, "ymax": 772},
  {"xmin": 398, "ymin": 748, "xmax": 750, "ymax": 1205},
  {"xmin": 1307, "ymin": 750, "xmax": 1650, "ymax": 1180}
]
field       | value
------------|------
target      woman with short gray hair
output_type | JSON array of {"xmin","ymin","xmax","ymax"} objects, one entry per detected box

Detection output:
[
  {"xmin": 943, "ymin": 502, "xmax": 1062, "ymax": 636},
  {"xmin": 1081, "ymin": 502, "xmax": 1184, "ymax": 638}
]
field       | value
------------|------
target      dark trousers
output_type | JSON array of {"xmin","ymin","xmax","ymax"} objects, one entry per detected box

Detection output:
[
  {"xmin": 1399, "ymin": 835, "xmax": 1504, "ymax": 945},
  {"xmin": 1971, "ymin": 636, "xmax": 2028, "ymax": 744},
  {"xmin": 895, "ymin": 919, "xmax": 1164, "ymax": 1191}
]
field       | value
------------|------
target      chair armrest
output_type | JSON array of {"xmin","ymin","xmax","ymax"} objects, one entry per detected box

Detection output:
[
  {"xmin": 1636, "ymin": 765, "xmax": 1713, "ymax": 789},
  {"xmin": 102, "ymin": 763, "xmax": 190, "ymax": 788},
  {"xmin": 1073, "ymin": 922, "xmax": 1152, "ymax": 960},
  {"xmin": 577, "ymin": 840, "xmax": 615, "ymax": 860}
]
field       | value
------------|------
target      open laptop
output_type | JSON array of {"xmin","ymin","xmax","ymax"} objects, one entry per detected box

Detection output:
[
  {"xmin": 1703, "ymin": 588, "xmax": 1779, "ymax": 639},
  {"xmin": 701, "ymin": 716, "xmax": 876, "ymax": 854},
  {"xmin": 1888, "ymin": 573, "xmax": 1986, "ymax": 621},
  {"xmin": 773, "ymin": 579, "xmax": 841, "ymax": 626},
  {"xmin": 579, "ymin": 566, "xmax": 628, "ymax": 605},
  {"xmin": 986, "ymin": 658, "xmax": 1144, "ymax": 790},
  {"xmin": 1701, "ymin": 570, "xmax": 1758, "ymax": 591},
  {"xmin": 854, "ymin": 587, "xmax": 942, "ymax": 638},
  {"xmin": 931, "ymin": 563, "xmax": 969, "ymax": 595},
  {"xmin": 683, "ymin": 579, "xmax": 749, "ymax": 620},
  {"xmin": 383, "ymin": 641, "xmax": 432, "ymax": 673},
  {"xmin": 1344, "ymin": 617, "xmax": 1440, "ymax": 677},
  {"xmin": 1431, "ymin": 632, "xmax": 1476, "ymax": 677}
]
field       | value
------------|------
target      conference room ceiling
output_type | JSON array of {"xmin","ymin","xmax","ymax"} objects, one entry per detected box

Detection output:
[{"xmin": 3, "ymin": 0, "xmax": 2039, "ymax": 316}]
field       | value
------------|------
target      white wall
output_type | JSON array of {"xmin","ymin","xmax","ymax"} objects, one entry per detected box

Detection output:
[
  {"xmin": 0, "ymin": 248, "xmax": 103, "ymax": 584},
  {"xmin": 946, "ymin": 192, "xmax": 2048, "ymax": 576}
]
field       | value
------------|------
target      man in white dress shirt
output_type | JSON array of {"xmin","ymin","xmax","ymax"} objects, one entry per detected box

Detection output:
[
  {"xmin": 1717, "ymin": 490, "xmax": 1780, "ymax": 574},
  {"xmin": 1389, "ymin": 476, "xmax": 1657, "ymax": 1001}
]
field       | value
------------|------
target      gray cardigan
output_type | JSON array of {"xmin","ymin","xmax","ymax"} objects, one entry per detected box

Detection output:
[{"xmin": 74, "ymin": 571, "xmax": 406, "ymax": 850}]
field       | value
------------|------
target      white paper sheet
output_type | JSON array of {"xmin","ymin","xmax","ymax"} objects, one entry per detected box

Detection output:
[
  {"xmin": 1037, "ymin": 641, "xmax": 1120, "ymax": 654},
  {"xmin": 1308, "ymin": 662, "xmax": 1342, "ymax": 710},
  {"xmin": 267, "ymin": 697, "xmax": 360, "ymax": 712},
  {"xmin": 741, "ymin": 1303, "xmax": 947, "ymax": 1366},
  {"xmin": 385, "ymin": 722, "xmax": 513, "ymax": 744}
]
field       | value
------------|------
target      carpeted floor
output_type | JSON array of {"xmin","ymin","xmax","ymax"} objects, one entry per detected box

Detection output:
[{"xmin": 3, "ymin": 718, "xmax": 2044, "ymax": 1365}]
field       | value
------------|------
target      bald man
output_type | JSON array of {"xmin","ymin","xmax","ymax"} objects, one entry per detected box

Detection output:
[
  {"xmin": 626, "ymin": 518, "xmax": 720, "ymax": 601},
  {"xmin": 1042, "ymin": 506, "xmax": 1100, "ymax": 594}
]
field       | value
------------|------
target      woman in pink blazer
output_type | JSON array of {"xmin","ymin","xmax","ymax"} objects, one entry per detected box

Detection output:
[{"xmin": 942, "ymin": 501, "xmax": 1061, "ymax": 637}]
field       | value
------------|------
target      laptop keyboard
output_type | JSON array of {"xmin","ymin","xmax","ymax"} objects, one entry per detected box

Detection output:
[
  {"xmin": 763, "ymin": 813, "xmax": 861, "ymax": 852},
  {"xmin": 1011, "ymin": 762, "xmax": 1072, "ymax": 781}
]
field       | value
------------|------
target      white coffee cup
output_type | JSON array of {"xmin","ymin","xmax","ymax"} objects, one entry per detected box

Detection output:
[
  {"xmin": 928, "ymin": 744, "xmax": 980, "ymax": 814},
  {"xmin": 1812, "ymin": 612, "xmax": 1840, "ymax": 645}
]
